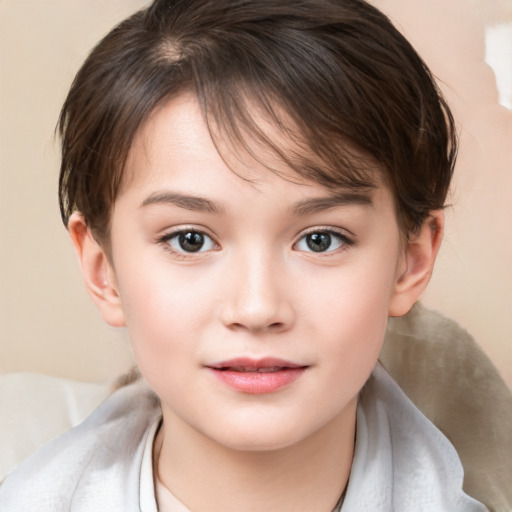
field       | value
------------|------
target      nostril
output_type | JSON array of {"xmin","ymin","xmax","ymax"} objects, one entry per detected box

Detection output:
[{"xmin": 226, "ymin": 321, "xmax": 286, "ymax": 333}]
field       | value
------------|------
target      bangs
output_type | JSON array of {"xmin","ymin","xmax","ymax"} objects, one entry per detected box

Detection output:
[{"xmin": 197, "ymin": 82, "xmax": 380, "ymax": 192}]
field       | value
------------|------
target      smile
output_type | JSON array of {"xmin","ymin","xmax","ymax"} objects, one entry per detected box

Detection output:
[{"xmin": 207, "ymin": 358, "xmax": 308, "ymax": 394}]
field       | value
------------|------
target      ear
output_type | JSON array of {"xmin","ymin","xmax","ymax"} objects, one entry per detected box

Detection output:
[
  {"xmin": 68, "ymin": 213, "xmax": 126, "ymax": 327},
  {"xmin": 388, "ymin": 210, "xmax": 444, "ymax": 317}
]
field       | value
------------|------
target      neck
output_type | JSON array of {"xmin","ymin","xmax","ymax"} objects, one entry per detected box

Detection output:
[{"xmin": 156, "ymin": 399, "xmax": 356, "ymax": 512}]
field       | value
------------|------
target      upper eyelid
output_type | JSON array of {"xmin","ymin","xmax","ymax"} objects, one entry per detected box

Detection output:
[
  {"xmin": 158, "ymin": 225, "xmax": 217, "ymax": 240},
  {"xmin": 296, "ymin": 226, "xmax": 355, "ymax": 241}
]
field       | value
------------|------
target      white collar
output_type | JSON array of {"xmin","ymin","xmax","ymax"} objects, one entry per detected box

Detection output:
[
  {"xmin": 341, "ymin": 364, "xmax": 486, "ymax": 511},
  {"xmin": 139, "ymin": 364, "xmax": 486, "ymax": 512}
]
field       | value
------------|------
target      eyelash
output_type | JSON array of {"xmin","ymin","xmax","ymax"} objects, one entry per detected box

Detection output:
[
  {"xmin": 158, "ymin": 228, "xmax": 219, "ymax": 259},
  {"xmin": 157, "ymin": 226, "xmax": 355, "ymax": 258},
  {"xmin": 294, "ymin": 228, "xmax": 355, "ymax": 254}
]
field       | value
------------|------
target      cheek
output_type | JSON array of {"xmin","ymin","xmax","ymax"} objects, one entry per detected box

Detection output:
[
  {"xmin": 305, "ymin": 253, "xmax": 400, "ymax": 372},
  {"xmin": 114, "ymin": 260, "xmax": 215, "ymax": 374}
]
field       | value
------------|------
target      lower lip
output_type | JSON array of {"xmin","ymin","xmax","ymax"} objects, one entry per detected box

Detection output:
[{"xmin": 209, "ymin": 367, "xmax": 306, "ymax": 394}]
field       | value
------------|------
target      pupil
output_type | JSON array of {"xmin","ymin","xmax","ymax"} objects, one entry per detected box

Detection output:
[
  {"xmin": 179, "ymin": 232, "xmax": 204, "ymax": 252},
  {"xmin": 306, "ymin": 233, "xmax": 331, "ymax": 252}
]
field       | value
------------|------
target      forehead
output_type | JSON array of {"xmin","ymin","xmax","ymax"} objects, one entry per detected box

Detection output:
[{"xmin": 121, "ymin": 93, "xmax": 384, "ymax": 198}]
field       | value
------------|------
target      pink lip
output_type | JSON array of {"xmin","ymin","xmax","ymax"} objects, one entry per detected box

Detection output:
[{"xmin": 206, "ymin": 357, "xmax": 308, "ymax": 394}]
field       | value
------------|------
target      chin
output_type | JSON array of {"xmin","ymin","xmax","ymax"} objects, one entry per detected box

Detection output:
[
  {"xmin": 203, "ymin": 417, "xmax": 322, "ymax": 454},
  {"xmin": 219, "ymin": 431, "xmax": 304, "ymax": 453}
]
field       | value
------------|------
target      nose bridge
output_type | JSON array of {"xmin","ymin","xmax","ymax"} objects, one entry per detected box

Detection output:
[{"xmin": 221, "ymin": 244, "xmax": 293, "ymax": 332}]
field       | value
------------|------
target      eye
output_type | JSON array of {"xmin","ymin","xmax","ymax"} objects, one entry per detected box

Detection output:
[
  {"xmin": 163, "ymin": 230, "xmax": 217, "ymax": 254},
  {"xmin": 295, "ymin": 230, "xmax": 351, "ymax": 253}
]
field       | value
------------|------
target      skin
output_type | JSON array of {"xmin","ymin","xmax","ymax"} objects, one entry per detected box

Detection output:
[{"xmin": 69, "ymin": 93, "xmax": 443, "ymax": 511}]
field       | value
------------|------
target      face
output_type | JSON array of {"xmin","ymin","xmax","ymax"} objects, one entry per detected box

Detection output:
[{"xmin": 106, "ymin": 94, "xmax": 407, "ymax": 452}]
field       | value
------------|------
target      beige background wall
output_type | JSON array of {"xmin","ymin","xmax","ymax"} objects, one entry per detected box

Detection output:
[{"xmin": 1, "ymin": 0, "xmax": 511, "ymax": 386}]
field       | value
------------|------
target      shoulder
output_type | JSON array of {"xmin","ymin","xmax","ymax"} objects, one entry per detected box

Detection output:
[
  {"xmin": 341, "ymin": 364, "xmax": 488, "ymax": 512},
  {"xmin": 382, "ymin": 303, "xmax": 512, "ymax": 511},
  {"xmin": 0, "ymin": 381, "xmax": 161, "ymax": 512}
]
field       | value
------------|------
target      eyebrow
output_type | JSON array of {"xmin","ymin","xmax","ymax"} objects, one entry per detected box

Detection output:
[
  {"xmin": 141, "ymin": 189, "xmax": 373, "ymax": 216},
  {"xmin": 141, "ymin": 192, "xmax": 224, "ymax": 214},
  {"xmin": 293, "ymin": 190, "xmax": 374, "ymax": 216}
]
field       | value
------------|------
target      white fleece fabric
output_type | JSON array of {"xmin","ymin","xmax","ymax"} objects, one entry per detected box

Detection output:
[{"xmin": 0, "ymin": 363, "xmax": 486, "ymax": 512}]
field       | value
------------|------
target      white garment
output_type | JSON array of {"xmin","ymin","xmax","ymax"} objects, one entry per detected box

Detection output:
[{"xmin": 0, "ymin": 364, "xmax": 487, "ymax": 511}]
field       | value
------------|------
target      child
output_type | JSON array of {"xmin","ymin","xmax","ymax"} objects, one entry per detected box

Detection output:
[{"xmin": 0, "ymin": 0, "xmax": 489, "ymax": 510}]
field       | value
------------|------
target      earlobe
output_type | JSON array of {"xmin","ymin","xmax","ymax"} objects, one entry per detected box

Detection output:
[
  {"xmin": 68, "ymin": 213, "xmax": 126, "ymax": 327},
  {"xmin": 388, "ymin": 210, "xmax": 444, "ymax": 317}
]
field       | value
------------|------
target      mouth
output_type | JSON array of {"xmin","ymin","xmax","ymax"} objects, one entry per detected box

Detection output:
[
  {"xmin": 206, "ymin": 358, "xmax": 308, "ymax": 394},
  {"xmin": 217, "ymin": 366, "xmax": 292, "ymax": 373}
]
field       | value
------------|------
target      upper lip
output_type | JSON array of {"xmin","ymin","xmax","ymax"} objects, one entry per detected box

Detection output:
[{"xmin": 207, "ymin": 357, "xmax": 306, "ymax": 371}]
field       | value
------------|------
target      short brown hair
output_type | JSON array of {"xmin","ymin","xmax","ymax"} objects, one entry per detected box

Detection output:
[{"xmin": 58, "ymin": 0, "xmax": 457, "ymax": 243}]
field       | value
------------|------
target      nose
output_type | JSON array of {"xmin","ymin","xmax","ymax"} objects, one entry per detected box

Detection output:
[{"xmin": 220, "ymin": 251, "xmax": 295, "ymax": 334}]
